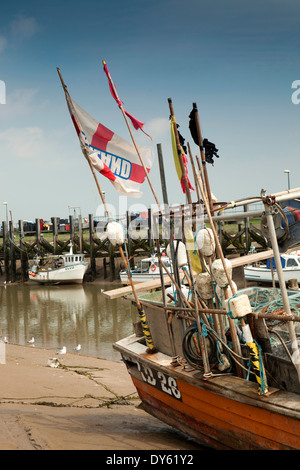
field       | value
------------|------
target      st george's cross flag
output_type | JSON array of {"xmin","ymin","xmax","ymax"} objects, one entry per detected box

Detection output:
[{"xmin": 67, "ymin": 98, "xmax": 153, "ymax": 198}]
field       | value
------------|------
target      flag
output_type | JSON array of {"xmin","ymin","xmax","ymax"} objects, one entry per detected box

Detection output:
[
  {"xmin": 189, "ymin": 108, "xmax": 220, "ymax": 165},
  {"xmin": 170, "ymin": 116, "xmax": 194, "ymax": 194},
  {"xmin": 103, "ymin": 61, "xmax": 151, "ymax": 139},
  {"xmin": 67, "ymin": 97, "xmax": 153, "ymax": 198}
]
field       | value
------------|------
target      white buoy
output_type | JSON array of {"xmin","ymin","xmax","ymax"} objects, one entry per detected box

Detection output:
[
  {"xmin": 211, "ymin": 258, "xmax": 232, "ymax": 287},
  {"xmin": 225, "ymin": 294, "xmax": 252, "ymax": 319},
  {"xmin": 166, "ymin": 241, "xmax": 187, "ymax": 267},
  {"xmin": 196, "ymin": 272, "xmax": 213, "ymax": 299},
  {"xmin": 106, "ymin": 221, "xmax": 125, "ymax": 246},
  {"xmin": 195, "ymin": 227, "xmax": 215, "ymax": 257}
]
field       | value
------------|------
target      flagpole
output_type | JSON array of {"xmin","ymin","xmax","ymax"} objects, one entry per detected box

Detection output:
[
  {"xmin": 57, "ymin": 67, "xmax": 157, "ymax": 352},
  {"xmin": 187, "ymin": 142, "xmax": 201, "ymax": 203},
  {"xmin": 101, "ymin": 61, "xmax": 195, "ymax": 311},
  {"xmin": 57, "ymin": 67, "xmax": 108, "ymax": 213},
  {"xmin": 191, "ymin": 102, "xmax": 214, "ymax": 212},
  {"xmin": 102, "ymin": 60, "xmax": 160, "ymax": 208},
  {"xmin": 168, "ymin": 98, "xmax": 193, "ymax": 205}
]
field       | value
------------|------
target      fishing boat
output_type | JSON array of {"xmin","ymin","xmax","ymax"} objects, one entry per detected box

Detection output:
[
  {"xmin": 244, "ymin": 252, "xmax": 300, "ymax": 287},
  {"xmin": 109, "ymin": 188, "xmax": 300, "ymax": 450},
  {"xmin": 119, "ymin": 253, "xmax": 173, "ymax": 284},
  {"xmin": 58, "ymin": 65, "xmax": 300, "ymax": 448},
  {"xmin": 28, "ymin": 243, "xmax": 88, "ymax": 285}
]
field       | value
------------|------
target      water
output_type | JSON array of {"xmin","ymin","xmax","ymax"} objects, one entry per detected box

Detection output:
[{"xmin": 0, "ymin": 282, "xmax": 136, "ymax": 361}]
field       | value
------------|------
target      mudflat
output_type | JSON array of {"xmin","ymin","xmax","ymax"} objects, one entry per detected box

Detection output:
[{"xmin": 0, "ymin": 344, "xmax": 204, "ymax": 450}]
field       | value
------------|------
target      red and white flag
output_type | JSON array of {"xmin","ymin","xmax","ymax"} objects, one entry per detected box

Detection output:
[{"xmin": 68, "ymin": 98, "xmax": 153, "ymax": 198}]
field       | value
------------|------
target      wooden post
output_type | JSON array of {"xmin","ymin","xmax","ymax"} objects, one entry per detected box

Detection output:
[
  {"xmin": 51, "ymin": 217, "xmax": 58, "ymax": 254},
  {"xmin": 89, "ymin": 214, "xmax": 96, "ymax": 278},
  {"xmin": 78, "ymin": 216, "xmax": 83, "ymax": 253},
  {"xmin": 69, "ymin": 215, "xmax": 75, "ymax": 246},
  {"xmin": 148, "ymin": 207, "xmax": 152, "ymax": 253},
  {"xmin": 168, "ymin": 98, "xmax": 193, "ymax": 205},
  {"xmin": 35, "ymin": 218, "xmax": 40, "ymax": 252},
  {"xmin": 187, "ymin": 142, "xmax": 201, "ymax": 202},
  {"xmin": 3, "ymin": 222, "xmax": 9, "ymax": 282},
  {"xmin": 9, "ymin": 220, "xmax": 16, "ymax": 282},
  {"xmin": 19, "ymin": 220, "xmax": 28, "ymax": 281},
  {"xmin": 192, "ymin": 102, "xmax": 214, "ymax": 212}
]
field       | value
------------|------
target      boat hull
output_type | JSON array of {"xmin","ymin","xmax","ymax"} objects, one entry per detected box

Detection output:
[
  {"xmin": 28, "ymin": 263, "xmax": 88, "ymax": 285},
  {"xmin": 114, "ymin": 335, "xmax": 300, "ymax": 450},
  {"xmin": 244, "ymin": 266, "xmax": 300, "ymax": 284}
]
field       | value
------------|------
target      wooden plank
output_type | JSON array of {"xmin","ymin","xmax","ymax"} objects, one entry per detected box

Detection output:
[
  {"xmin": 102, "ymin": 276, "xmax": 174, "ymax": 300},
  {"xmin": 230, "ymin": 249, "xmax": 274, "ymax": 268}
]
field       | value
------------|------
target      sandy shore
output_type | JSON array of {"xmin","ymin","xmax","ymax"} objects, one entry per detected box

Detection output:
[{"xmin": 0, "ymin": 343, "xmax": 205, "ymax": 451}]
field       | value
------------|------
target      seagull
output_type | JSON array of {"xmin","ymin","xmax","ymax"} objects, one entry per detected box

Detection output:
[
  {"xmin": 56, "ymin": 346, "xmax": 66, "ymax": 355},
  {"xmin": 73, "ymin": 344, "xmax": 81, "ymax": 351},
  {"xmin": 3, "ymin": 337, "xmax": 8, "ymax": 343},
  {"xmin": 27, "ymin": 337, "xmax": 35, "ymax": 344}
]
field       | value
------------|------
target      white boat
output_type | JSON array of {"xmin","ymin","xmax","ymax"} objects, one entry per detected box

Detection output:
[
  {"xmin": 119, "ymin": 253, "xmax": 173, "ymax": 284},
  {"xmin": 244, "ymin": 252, "xmax": 300, "ymax": 286},
  {"xmin": 28, "ymin": 243, "xmax": 88, "ymax": 285}
]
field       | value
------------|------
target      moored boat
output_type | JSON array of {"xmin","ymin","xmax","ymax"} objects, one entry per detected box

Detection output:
[
  {"xmin": 110, "ymin": 187, "xmax": 300, "ymax": 450},
  {"xmin": 244, "ymin": 252, "xmax": 300, "ymax": 287},
  {"xmin": 113, "ymin": 285, "xmax": 300, "ymax": 450},
  {"xmin": 119, "ymin": 253, "xmax": 173, "ymax": 284},
  {"xmin": 28, "ymin": 243, "xmax": 88, "ymax": 285}
]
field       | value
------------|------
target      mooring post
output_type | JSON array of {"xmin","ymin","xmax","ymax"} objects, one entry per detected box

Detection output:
[
  {"xmin": 2, "ymin": 221, "xmax": 9, "ymax": 282},
  {"xmin": 35, "ymin": 218, "xmax": 40, "ymax": 251},
  {"xmin": 51, "ymin": 217, "xmax": 58, "ymax": 254},
  {"xmin": 89, "ymin": 214, "xmax": 96, "ymax": 277},
  {"xmin": 78, "ymin": 216, "xmax": 83, "ymax": 253},
  {"xmin": 9, "ymin": 220, "xmax": 16, "ymax": 282},
  {"xmin": 19, "ymin": 220, "xmax": 28, "ymax": 281}
]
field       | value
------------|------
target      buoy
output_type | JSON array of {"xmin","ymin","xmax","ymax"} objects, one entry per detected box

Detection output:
[
  {"xmin": 106, "ymin": 221, "xmax": 125, "ymax": 246},
  {"xmin": 195, "ymin": 227, "xmax": 215, "ymax": 256},
  {"xmin": 166, "ymin": 241, "xmax": 187, "ymax": 267},
  {"xmin": 225, "ymin": 294, "xmax": 252, "ymax": 319},
  {"xmin": 211, "ymin": 258, "xmax": 232, "ymax": 287},
  {"xmin": 196, "ymin": 272, "xmax": 213, "ymax": 299}
]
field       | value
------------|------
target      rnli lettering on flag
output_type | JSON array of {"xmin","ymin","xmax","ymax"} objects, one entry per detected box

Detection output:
[{"xmin": 69, "ymin": 99, "xmax": 153, "ymax": 198}]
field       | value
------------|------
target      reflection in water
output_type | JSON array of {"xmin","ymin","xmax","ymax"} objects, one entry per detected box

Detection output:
[{"xmin": 0, "ymin": 283, "xmax": 136, "ymax": 361}]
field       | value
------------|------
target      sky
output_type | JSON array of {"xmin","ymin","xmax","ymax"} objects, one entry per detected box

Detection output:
[{"xmin": 0, "ymin": 0, "xmax": 299, "ymax": 223}]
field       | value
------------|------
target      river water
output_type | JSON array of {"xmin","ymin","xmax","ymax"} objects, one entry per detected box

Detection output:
[{"xmin": 0, "ymin": 281, "xmax": 136, "ymax": 361}]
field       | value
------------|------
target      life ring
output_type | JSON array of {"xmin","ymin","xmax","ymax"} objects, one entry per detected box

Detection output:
[{"xmin": 150, "ymin": 264, "xmax": 157, "ymax": 272}]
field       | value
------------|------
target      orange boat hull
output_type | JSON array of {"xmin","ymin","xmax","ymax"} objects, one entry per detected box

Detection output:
[{"xmin": 117, "ymin": 344, "xmax": 300, "ymax": 450}]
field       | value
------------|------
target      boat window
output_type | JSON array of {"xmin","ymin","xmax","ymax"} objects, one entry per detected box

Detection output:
[{"xmin": 287, "ymin": 258, "xmax": 298, "ymax": 267}]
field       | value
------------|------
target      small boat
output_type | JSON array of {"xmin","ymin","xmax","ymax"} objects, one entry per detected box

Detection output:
[
  {"xmin": 244, "ymin": 252, "xmax": 300, "ymax": 287},
  {"xmin": 28, "ymin": 243, "xmax": 88, "ymax": 285},
  {"xmin": 119, "ymin": 253, "xmax": 173, "ymax": 284}
]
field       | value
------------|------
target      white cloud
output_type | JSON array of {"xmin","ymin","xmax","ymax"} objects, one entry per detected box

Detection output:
[
  {"xmin": 10, "ymin": 15, "xmax": 40, "ymax": 40},
  {"xmin": 0, "ymin": 88, "xmax": 45, "ymax": 121},
  {"xmin": 0, "ymin": 126, "xmax": 44, "ymax": 159},
  {"xmin": 147, "ymin": 117, "xmax": 170, "ymax": 140}
]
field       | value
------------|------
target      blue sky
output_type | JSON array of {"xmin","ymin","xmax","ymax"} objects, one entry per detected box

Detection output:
[{"xmin": 0, "ymin": 0, "xmax": 299, "ymax": 222}]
